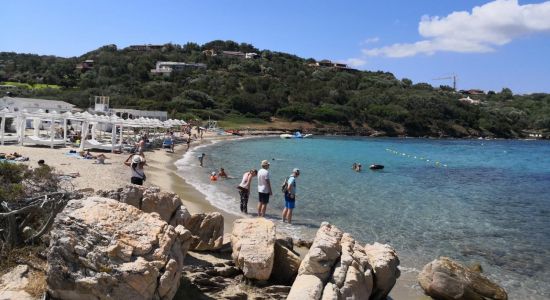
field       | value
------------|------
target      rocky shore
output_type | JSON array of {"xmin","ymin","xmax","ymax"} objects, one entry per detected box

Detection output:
[
  {"xmin": 1, "ymin": 185, "xmax": 508, "ymax": 300},
  {"xmin": 1, "ymin": 136, "xmax": 511, "ymax": 299}
]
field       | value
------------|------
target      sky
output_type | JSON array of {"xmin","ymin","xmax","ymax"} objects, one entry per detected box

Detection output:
[{"xmin": 2, "ymin": 0, "xmax": 550, "ymax": 94}]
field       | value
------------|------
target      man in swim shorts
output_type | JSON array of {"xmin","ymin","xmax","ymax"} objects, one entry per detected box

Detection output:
[
  {"xmin": 257, "ymin": 160, "xmax": 272, "ymax": 217},
  {"xmin": 282, "ymin": 168, "xmax": 300, "ymax": 223}
]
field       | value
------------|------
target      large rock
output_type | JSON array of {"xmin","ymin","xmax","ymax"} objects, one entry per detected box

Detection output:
[
  {"xmin": 418, "ymin": 257, "xmax": 508, "ymax": 300},
  {"xmin": 231, "ymin": 218, "xmax": 276, "ymax": 280},
  {"xmin": 327, "ymin": 233, "xmax": 373, "ymax": 300},
  {"xmin": 0, "ymin": 265, "xmax": 34, "ymax": 300},
  {"xmin": 297, "ymin": 222, "xmax": 344, "ymax": 282},
  {"xmin": 97, "ymin": 185, "xmax": 191, "ymax": 227},
  {"xmin": 47, "ymin": 197, "xmax": 192, "ymax": 300},
  {"xmin": 290, "ymin": 223, "xmax": 398, "ymax": 300},
  {"xmin": 287, "ymin": 274, "xmax": 324, "ymax": 300},
  {"xmin": 364, "ymin": 242, "xmax": 400, "ymax": 300},
  {"xmin": 184, "ymin": 213, "xmax": 224, "ymax": 251},
  {"xmin": 270, "ymin": 240, "xmax": 302, "ymax": 285}
]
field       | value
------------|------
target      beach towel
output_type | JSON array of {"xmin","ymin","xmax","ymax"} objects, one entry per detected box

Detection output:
[{"xmin": 65, "ymin": 152, "xmax": 84, "ymax": 159}]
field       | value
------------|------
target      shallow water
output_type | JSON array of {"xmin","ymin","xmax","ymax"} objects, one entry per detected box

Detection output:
[{"xmin": 176, "ymin": 137, "xmax": 550, "ymax": 299}]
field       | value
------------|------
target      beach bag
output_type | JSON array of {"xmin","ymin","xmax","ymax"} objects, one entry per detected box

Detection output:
[{"xmin": 281, "ymin": 176, "xmax": 289, "ymax": 193}]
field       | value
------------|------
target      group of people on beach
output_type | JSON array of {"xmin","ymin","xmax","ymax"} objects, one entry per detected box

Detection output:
[
  {"xmin": 123, "ymin": 134, "xmax": 301, "ymax": 223},
  {"xmin": 236, "ymin": 160, "xmax": 300, "ymax": 223}
]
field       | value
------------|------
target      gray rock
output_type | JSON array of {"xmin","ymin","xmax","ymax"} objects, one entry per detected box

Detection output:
[
  {"xmin": 0, "ymin": 265, "xmax": 35, "ymax": 300},
  {"xmin": 97, "ymin": 185, "xmax": 191, "ymax": 227},
  {"xmin": 328, "ymin": 233, "xmax": 373, "ymax": 300},
  {"xmin": 287, "ymin": 274, "xmax": 324, "ymax": 300},
  {"xmin": 418, "ymin": 257, "xmax": 508, "ymax": 300},
  {"xmin": 47, "ymin": 197, "xmax": 192, "ymax": 300},
  {"xmin": 185, "ymin": 212, "xmax": 224, "ymax": 251},
  {"xmin": 364, "ymin": 242, "xmax": 400, "ymax": 300},
  {"xmin": 297, "ymin": 222, "xmax": 343, "ymax": 282},
  {"xmin": 231, "ymin": 218, "xmax": 276, "ymax": 281}
]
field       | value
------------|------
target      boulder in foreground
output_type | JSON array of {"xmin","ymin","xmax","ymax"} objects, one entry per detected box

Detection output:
[
  {"xmin": 231, "ymin": 218, "xmax": 276, "ymax": 281},
  {"xmin": 47, "ymin": 197, "xmax": 192, "ymax": 300},
  {"xmin": 364, "ymin": 242, "xmax": 400, "ymax": 300},
  {"xmin": 184, "ymin": 212, "xmax": 224, "ymax": 251},
  {"xmin": 418, "ymin": 257, "xmax": 508, "ymax": 300},
  {"xmin": 289, "ymin": 222, "xmax": 400, "ymax": 300}
]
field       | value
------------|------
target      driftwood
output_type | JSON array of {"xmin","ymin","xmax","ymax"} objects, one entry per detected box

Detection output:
[{"xmin": 0, "ymin": 192, "xmax": 73, "ymax": 251}]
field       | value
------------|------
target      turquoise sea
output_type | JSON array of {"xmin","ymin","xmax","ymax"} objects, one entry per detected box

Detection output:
[{"xmin": 175, "ymin": 137, "xmax": 550, "ymax": 299}]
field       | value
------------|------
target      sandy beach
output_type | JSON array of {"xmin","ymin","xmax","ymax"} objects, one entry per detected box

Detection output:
[{"xmin": 1, "ymin": 137, "xmax": 426, "ymax": 299}]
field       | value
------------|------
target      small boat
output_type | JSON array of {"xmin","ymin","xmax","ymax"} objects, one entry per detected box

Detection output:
[
  {"xmin": 280, "ymin": 132, "xmax": 313, "ymax": 139},
  {"xmin": 369, "ymin": 164, "xmax": 384, "ymax": 170}
]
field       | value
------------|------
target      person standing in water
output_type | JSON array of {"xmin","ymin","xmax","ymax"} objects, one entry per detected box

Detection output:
[
  {"xmin": 198, "ymin": 153, "xmax": 205, "ymax": 167},
  {"xmin": 257, "ymin": 160, "xmax": 272, "ymax": 217},
  {"xmin": 237, "ymin": 169, "xmax": 257, "ymax": 214},
  {"xmin": 282, "ymin": 168, "xmax": 300, "ymax": 223}
]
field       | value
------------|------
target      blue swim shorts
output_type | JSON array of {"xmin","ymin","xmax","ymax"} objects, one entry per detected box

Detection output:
[{"xmin": 284, "ymin": 193, "xmax": 295, "ymax": 209}]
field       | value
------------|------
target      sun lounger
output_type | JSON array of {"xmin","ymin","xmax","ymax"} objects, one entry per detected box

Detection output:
[
  {"xmin": 24, "ymin": 135, "xmax": 65, "ymax": 147},
  {"xmin": 83, "ymin": 139, "xmax": 122, "ymax": 151}
]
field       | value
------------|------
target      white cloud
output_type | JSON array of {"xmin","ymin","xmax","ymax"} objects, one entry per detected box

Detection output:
[
  {"xmin": 360, "ymin": 37, "xmax": 380, "ymax": 45},
  {"xmin": 364, "ymin": 0, "xmax": 550, "ymax": 58},
  {"xmin": 343, "ymin": 58, "xmax": 367, "ymax": 67}
]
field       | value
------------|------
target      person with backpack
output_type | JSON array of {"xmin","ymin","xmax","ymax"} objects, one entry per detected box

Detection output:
[{"xmin": 282, "ymin": 168, "xmax": 300, "ymax": 223}]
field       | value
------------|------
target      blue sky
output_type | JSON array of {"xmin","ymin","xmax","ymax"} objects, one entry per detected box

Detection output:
[{"xmin": 2, "ymin": 0, "xmax": 550, "ymax": 93}]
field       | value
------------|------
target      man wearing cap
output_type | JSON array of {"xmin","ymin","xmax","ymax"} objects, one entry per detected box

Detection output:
[
  {"xmin": 257, "ymin": 160, "xmax": 272, "ymax": 217},
  {"xmin": 282, "ymin": 168, "xmax": 300, "ymax": 223}
]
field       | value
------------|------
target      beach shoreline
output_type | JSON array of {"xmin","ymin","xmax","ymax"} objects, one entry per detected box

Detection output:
[
  {"xmin": 1, "ymin": 136, "xmax": 426, "ymax": 299},
  {"xmin": 145, "ymin": 136, "xmax": 427, "ymax": 300}
]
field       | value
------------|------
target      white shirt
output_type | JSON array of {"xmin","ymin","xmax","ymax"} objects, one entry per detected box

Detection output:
[
  {"xmin": 257, "ymin": 168, "xmax": 271, "ymax": 193},
  {"xmin": 131, "ymin": 166, "xmax": 145, "ymax": 179}
]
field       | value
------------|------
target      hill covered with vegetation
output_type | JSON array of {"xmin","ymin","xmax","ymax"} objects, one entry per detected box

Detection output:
[{"xmin": 1, "ymin": 40, "xmax": 549, "ymax": 138}]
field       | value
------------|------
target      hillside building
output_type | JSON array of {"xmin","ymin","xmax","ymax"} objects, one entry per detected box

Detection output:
[
  {"xmin": 458, "ymin": 96, "xmax": 481, "ymax": 105},
  {"xmin": 308, "ymin": 59, "xmax": 356, "ymax": 71},
  {"xmin": 76, "ymin": 60, "xmax": 94, "ymax": 72},
  {"xmin": 151, "ymin": 61, "xmax": 207, "ymax": 75}
]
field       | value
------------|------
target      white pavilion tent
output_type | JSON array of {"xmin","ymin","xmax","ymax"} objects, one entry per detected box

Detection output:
[
  {"xmin": 2, "ymin": 108, "xmax": 187, "ymax": 151},
  {"xmin": 0, "ymin": 108, "xmax": 19, "ymax": 145}
]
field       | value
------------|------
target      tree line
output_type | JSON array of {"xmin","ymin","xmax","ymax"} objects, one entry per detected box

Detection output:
[{"xmin": 1, "ymin": 40, "xmax": 549, "ymax": 138}]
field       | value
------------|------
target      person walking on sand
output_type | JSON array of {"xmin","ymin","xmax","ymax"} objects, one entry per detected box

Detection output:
[
  {"xmin": 257, "ymin": 160, "xmax": 272, "ymax": 217},
  {"xmin": 237, "ymin": 169, "xmax": 257, "ymax": 214},
  {"xmin": 282, "ymin": 168, "xmax": 300, "ymax": 223},
  {"xmin": 124, "ymin": 153, "xmax": 146, "ymax": 185}
]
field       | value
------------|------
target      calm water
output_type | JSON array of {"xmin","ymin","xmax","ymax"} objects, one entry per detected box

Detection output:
[{"xmin": 175, "ymin": 137, "xmax": 550, "ymax": 299}]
